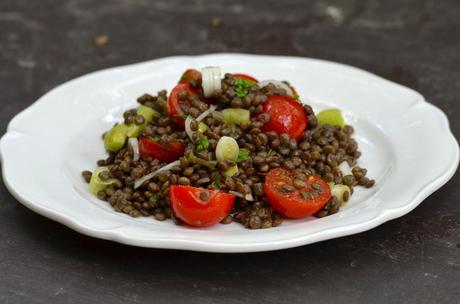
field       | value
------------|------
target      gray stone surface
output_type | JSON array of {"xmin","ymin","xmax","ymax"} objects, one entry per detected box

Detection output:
[{"xmin": 1, "ymin": 0, "xmax": 459, "ymax": 303}]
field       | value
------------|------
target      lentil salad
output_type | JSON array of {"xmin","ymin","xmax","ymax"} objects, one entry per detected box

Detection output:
[{"xmin": 82, "ymin": 67, "xmax": 374, "ymax": 229}]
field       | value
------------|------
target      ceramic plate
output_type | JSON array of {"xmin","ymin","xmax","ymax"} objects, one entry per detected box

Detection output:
[{"xmin": 1, "ymin": 54, "xmax": 458, "ymax": 253}]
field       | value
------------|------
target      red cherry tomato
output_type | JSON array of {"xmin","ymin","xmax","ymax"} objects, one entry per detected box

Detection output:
[
  {"xmin": 179, "ymin": 69, "xmax": 202, "ymax": 84},
  {"xmin": 233, "ymin": 73, "xmax": 258, "ymax": 83},
  {"xmin": 139, "ymin": 137, "xmax": 185, "ymax": 163},
  {"xmin": 169, "ymin": 186, "xmax": 235, "ymax": 227},
  {"xmin": 260, "ymin": 95, "xmax": 307, "ymax": 141},
  {"xmin": 167, "ymin": 83, "xmax": 194, "ymax": 127},
  {"xmin": 264, "ymin": 168, "xmax": 331, "ymax": 219}
]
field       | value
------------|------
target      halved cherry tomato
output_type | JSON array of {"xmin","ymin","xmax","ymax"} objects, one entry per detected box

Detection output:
[
  {"xmin": 259, "ymin": 95, "xmax": 307, "ymax": 141},
  {"xmin": 139, "ymin": 137, "xmax": 185, "ymax": 163},
  {"xmin": 169, "ymin": 185, "xmax": 235, "ymax": 227},
  {"xmin": 233, "ymin": 73, "xmax": 258, "ymax": 83},
  {"xmin": 179, "ymin": 69, "xmax": 202, "ymax": 84},
  {"xmin": 264, "ymin": 168, "xmax": 331, "ymax": 219},
  {"xmin": 179, "ymin": 69, "xmax": 202, "ymax": 95},
  {"xmin": 167, "ymin": 83, "xmax": 194, "ymax": 127}
]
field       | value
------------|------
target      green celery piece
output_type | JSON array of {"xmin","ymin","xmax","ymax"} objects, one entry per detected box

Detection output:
[
  {"xmin": 125, "ymin": 123, "xmax": 144, "ymax": 138},
  {"xmin": 198, "ymin": 122, "xmax": 208, "ymax": 133},
  {"xmin": 222, "ymin": 165, "xmax": 239, "ymax": 177},
  {"xmin": 187, "ymin": 151, "xmax": 217, "ymax": 169},
  {"xmin": 125, "ymin": 105, "xmax": 159, "ymax": 138},
  {"xmin": 90, "ymin": 167, "xmax": 115, "ymax": 194},
  {"xmin": 317, "ymin": 108, "xmax": 345, "ymax": 128},
  {"xmin": 104, "ymin": 123, "xmax": 128, "ymax": 152},
  {"xmin": 137, "ymin": 105, "xmax": 159, "ymax": 122},
  {"xmin": 221, "ymin": 108, "xmax": 250, "ymax": 126}
]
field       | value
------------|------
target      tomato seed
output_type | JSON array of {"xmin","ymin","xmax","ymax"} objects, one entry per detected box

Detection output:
[
  {"xmin": 293, "ymin": 179, "xmax": 306, "ymax": 189},
  {"xmin": 281, "ymin": 184, "xmax": 295, "ymax": 193}
]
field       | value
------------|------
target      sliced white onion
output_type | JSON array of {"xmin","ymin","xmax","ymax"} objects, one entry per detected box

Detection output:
[
  {"xmin": 215, "ymin": 136, "xmax": 239, "ymax": 162},
  {"xmin": 228, "ymin": 191, "xmax": 255, "ymax": 201},
  {"xmin": 134, "ymin": 160, "xmax": 181, "ymax": 189},
  {"xmin": 196, "ymin": 105, "xmax": 217, "ymax": 122},
  {"xmin": 128, "ymin": 138, "xmax": 140, "ymax": 162},
  {"xmin": 184, "ymin": 115, "xmax": 194, "ymax": 141},
  {"xmin": 184, "ymin": 106, "xmax": 217, "ymax": 141},
  {"xmin": 201, "ymin": 66, "xmax": 222, "ymax": 97},
  {"xmin": 228, "ymin": 191, "xmax": 245, "ymax": 198},
  {"xmin": 258, "ymin": 79, "xmax": 294, "ymax": 97},
  {"xmin": 338, "ymin": 161, "xmax": 353, "ymax": 176},
  {"xmin": 245, "ymin": 193, "xmax": 254, "ymax": 201}
]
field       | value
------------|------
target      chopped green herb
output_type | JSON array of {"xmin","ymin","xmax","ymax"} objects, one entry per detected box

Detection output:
[
  {"xmin": 212, "ymin": 180, "xmax": 222, "ymax": 189},
  {"xmin": 234, "ymin": 78, "xmax": 255, "ymax": 98},
  {"xmin": 151, "ymin": 134, "xmax": 160, "ymax": 142},
  {"xmin": 267, "ymin": 148, "xmax": 273, "ymax": 156},
  {"xmin": 236, "ymin": 149, "xmax": 250, "ymax": 163},
  {"xmin": 196, "ymin": 135, "xmax": 209, "ymax": 152},
  {"xmin": 179, "ymin": 114, "xmax": 188, "ymax": 119}
]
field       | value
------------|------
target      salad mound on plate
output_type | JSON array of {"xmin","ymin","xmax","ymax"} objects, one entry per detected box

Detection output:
[{"xmin": 82, "ymin": 67, "xmax": 374, "ymax": 229}]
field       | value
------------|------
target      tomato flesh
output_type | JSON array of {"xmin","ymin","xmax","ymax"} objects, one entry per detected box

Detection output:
[
  {"xmin": 169, "ymin": 186, "xmax": 235, "ymax": 227},
  {"xmin": 260, "ymin": 95, "xmax": 307, "ymax": 141},
  {"xmin": 139, "ymin": 137, "xmax": 185, "ymax": 163},
  {"xmin": 264, "ymin": 168, "xmax": 331, "ymax": 219},
  {"xmin": 233, "ymin": 73, "xmax": 258, "ymax": 83},
  {"xmin": 179, "ymin": 69, "xmax": 202, "ymax": 84},
  {"xmin": 167, "ymin": 83, "xmax": 194, "ymax": 127}
]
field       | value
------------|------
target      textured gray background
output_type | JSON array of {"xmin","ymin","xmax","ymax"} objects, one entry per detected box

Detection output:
[{"xmin": 1, "ymin": 0, "xmax": 459, "ymax": 303}]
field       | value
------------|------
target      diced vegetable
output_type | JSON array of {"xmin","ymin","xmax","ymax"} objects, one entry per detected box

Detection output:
[
  {"xmin": 338, "ymin": 161, "xmax": 353, "ymax": 176},
  {"xmin": 198, "ymin": 122, "xmax": 208, "ymax": 133},
  {"xmin": 126, "ymin": 106, "xmax": 159, "ymax": 138},
  {"xmin": 134, "ymin": 160, "xmax": 181, "ymax": 189},
  {"xmin": 195, "ymin": 135, "xmax": 209, "ymax": 152},
  {"xmin": 167, "ymin": 83, "xmax": 194, "ymax": 127},
  {"xmin": 104, "ymin": 123, "xmax": 128, "ymax": 152},
  {"xmin": 169, "ymin": 185, "xmax": 235, "ymax": 227},
  {"xmin": 222, "ymin": 165, "xmax": 239, "ymax": 177},
  {"xmin": 125, "ymin": 123, "xmax": 144, "ymax": 138},
  {"xmin": 184, "ymin": 116, "xmax": 194, "ymax": 140},
  {"xmin": 179, "ymin": 69, "xmax": 202, "ymax": 85},
  {"xmin": 264, "ymin": 168, "xmax": 331, "ymax": 218},
  {"xmin": 221, "ymin": 108, "xmax": 250, "ymax": 126},
  {"xmin": 201, "ymin": 66, "xmax": 222, "ymax": 98},
  {"xmin": 329, "ymin": 183, "xmax": 351, "ymax": 205},
  {"xmin": 196, "ymin": 105, "xmax": 217, "ymax": 122},
  {"xmin": 128, "ymin": 137, "xmax": 140, "ymax": 161},
  {"xmin": 187, "ymin": 151, "xmax": 217, "ymax": 169},
  {"xmin": 139, "ymin": 137, "xmax": 185, "ymax": 163},
  {"xmin": 260, "ymin": 95, "xmax": 307, "ymax": 141},
  {"xmin": 317, "ymin": 109, "xmax": 345, "ymax": 128},
  {"xmin": 137, "ymin": 105, "xmax": 159, "ymax": 122},
  {"xmin": 234, "ymin": 77, "xmax": 256, "ymax": 98},
  {"xmin": 89, "ymin": 167, "xmax": 115, "ymax": 194},
  {"xmin": 236, "ymin": 149, "xmax": 250, "ymax": 163},
  {"xmin": 215, "ymin": 136, "xmax": 239, "ymax": 162}
]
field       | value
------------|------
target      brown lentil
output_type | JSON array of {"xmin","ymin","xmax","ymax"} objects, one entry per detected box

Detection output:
[{"xmin": 82, "ymin": 171, "xmax": 92, "ymax": 183}]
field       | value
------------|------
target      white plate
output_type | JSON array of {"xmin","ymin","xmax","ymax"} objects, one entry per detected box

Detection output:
[{"xmin": 1, "ymin": 54, "xmax": 458, "ymax": 253}]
